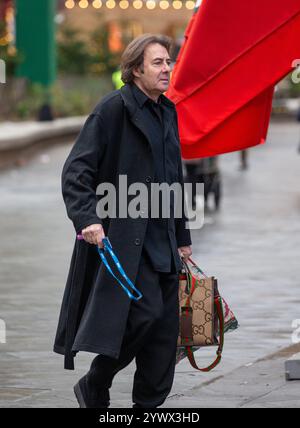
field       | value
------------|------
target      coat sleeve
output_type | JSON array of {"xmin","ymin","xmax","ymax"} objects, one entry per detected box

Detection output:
[
  {"xmin": 62, "ymin": 113, "xmax": 108, "ymax": 234},
  {"xmin": 173, "ymin": 110, "xmax": 192, "ymax": 248}
]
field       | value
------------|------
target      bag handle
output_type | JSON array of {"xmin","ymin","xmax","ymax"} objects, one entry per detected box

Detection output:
[
  {"xmin": 184, "ymin": 297, "xmax": 225, "ymax": 372},
  {"xmin": 180, "ymin": 258, "xmax": 192, "ymax": 294},
  {"xmin": 187, "ymin": 257, "xmax": 208, "ymax": 278},
  {"xmin": 181, "ymin": 257, "xmax": 208, "ymax": 306}
]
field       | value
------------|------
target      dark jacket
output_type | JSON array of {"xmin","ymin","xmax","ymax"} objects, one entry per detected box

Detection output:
[{"xmin": 53, "ymin": 83, "xmax": 192, "ymax": 370}]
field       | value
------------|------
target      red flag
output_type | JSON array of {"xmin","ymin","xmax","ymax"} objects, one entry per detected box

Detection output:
[{"xmin": 167, "ymin": 0, "xmax": 300, "ymax": 159}]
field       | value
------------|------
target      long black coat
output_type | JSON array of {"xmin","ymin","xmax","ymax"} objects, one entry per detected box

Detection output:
[{"xmin": 53, "ymin": 83, "xmax": 192, "ymax": 370}]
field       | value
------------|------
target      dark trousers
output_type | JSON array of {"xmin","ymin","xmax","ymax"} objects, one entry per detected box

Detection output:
[{"xmin": 86, "ymin": 253, "xmax": 180, "ymax": 408}]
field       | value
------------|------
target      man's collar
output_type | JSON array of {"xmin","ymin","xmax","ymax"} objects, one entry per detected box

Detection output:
[
  {"xmin": 131, "ymin": 82, "xmax": 149, "ymax": 108},
  {"xmin": 130, "ymin": 82, "xmax": 175, "ymax": 109}
]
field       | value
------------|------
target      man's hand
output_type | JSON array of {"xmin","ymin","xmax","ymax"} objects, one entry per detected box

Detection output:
[
  {"xmin": 82, "ymin": 224, "xmax": 105, "ymax": 248},
  {"xmin": 178, "ymin": 246, "xmax": 192, "ymax": 261}
]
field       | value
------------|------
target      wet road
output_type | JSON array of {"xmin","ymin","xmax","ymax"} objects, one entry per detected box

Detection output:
[{"xmin": 0, "ymin": 120, "xmax": 300, "ymax": 407}]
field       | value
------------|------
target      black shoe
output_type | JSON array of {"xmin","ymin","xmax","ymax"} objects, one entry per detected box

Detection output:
[{"xmin": 74, "ymin": 376, "xmax": 110, "ymax": 408}]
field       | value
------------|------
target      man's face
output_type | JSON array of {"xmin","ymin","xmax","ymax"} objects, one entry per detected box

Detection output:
[{"xmin": 134, "ymin": 43, "xmax": 172, "ymax": 95}]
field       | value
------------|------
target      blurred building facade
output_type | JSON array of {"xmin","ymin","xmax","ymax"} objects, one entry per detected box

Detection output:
[
  {"xmin": 0, "ymin": 0, "xmax": 14, "ymax": 47},
  {"xmin": 58, "ymin": 0, "xmax": 194, "ymax": 47}
]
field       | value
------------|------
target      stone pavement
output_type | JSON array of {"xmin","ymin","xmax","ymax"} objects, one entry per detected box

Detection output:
[
  {"xmin": 0, "ymin": 120, "xmax": 300, "ymax": 408},
  {"xmin": 0, "ymin": 117, "xmax": 85, "ymax": 169},
  {"xmin": 165, "ymin": 344, "xmax": 300, "ymax": 408},
  {"xmin": 0, "ymin": 117, "xmax": 85, "ymax": 151}
]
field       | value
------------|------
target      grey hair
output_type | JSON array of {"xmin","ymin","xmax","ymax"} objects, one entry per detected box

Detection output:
[{"xmin": 121, "ymin": 34, "xmax": 172, "ymax": 84}]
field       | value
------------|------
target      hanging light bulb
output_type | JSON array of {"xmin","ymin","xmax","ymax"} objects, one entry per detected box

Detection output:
[
  {"xmin": 106, "ymin": 0, "xmax": 116, "ymax": 8},
  {"xmin": 93, "ymin": 0, "xmax": 103, "ymax": 8},
  {"xmin": 133, "ymin": 0, "xmax": 143, "ymax": 9},
  {"xmin": 185, "ymin": 0, "xmax": 195, "ymax": 9},
  {"xmin": 119, "ymin": 0, "xmax": 129, "ymax": 9},
  {"xmin": 146, "ymin": 0, "xmax": 156, "ymax": 9},
  {"xmin": 65, "ymin": 0, "xmax": 75, "ymax": 9},
  {"xmin": 79, "ymin": 0, "xmax": 89, "ymax": 8},
  {"xmin": 159, "ymin": 1, "xmax": 169, "ymax": 9},
  {"xmin": 172, "ymin": 0, "xmax": 182, "ymax": 9}
]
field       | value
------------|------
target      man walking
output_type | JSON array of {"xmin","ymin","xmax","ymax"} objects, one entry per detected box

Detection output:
[{"xmin": 54, "ymin": 34, "xmax": 192, "ymax": 408}]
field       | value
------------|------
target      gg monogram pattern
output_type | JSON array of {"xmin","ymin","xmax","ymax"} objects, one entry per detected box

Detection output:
[
  {"xmin": 177, "ymin": 272, "xmax": 217, "ymax": 347},
  {"xmin": 176, "ymin": 258, "xmax": 238, "ymax": 367}
]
